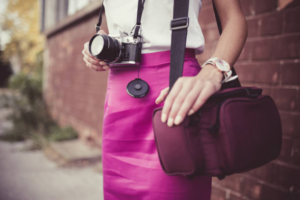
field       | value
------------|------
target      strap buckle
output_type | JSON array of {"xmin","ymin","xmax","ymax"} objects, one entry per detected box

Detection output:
[
  {"xmin": 170, "ymin": 17, "xmax": 189, "ymax": 31},
  {"xmin": 95, "ymin": 24, "xmax": 100, "ymax": 32}
]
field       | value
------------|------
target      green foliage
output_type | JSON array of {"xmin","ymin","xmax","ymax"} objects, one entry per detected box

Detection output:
[
  {"xmin": 0, "ymin": 51, "xmax": 78, "ymax": 148},
  {"xmin": 48, "ymin": 126, "xmax": 78, "ymax": 142}
]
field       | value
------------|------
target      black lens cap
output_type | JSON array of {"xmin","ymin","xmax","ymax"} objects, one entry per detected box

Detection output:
[{"xmin": 126, "ymin": 78, "xmax": 149, "ymax": 98}]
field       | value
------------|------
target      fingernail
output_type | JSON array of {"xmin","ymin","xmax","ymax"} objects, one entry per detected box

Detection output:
[
  {"xmin": 167, "ymin": 118, "xmax": 174, "ymax": 127},
  {"xmin": 103, "ymin": 66, "xmax": 109, "ymax": 70},
  {"xmin": 161, "ymin": 113, "xmax": 167, "ymax": 123},
  {"xmin": 155, "ymin": 98, "xmax": 159, "ymax": 104},
  {"xmin": 174, "ymin": 115, "xmax": 182, "ymax": 125},
  {"xmin": 100, "ymin": 61, "xmax": 106, "ymax": 65},
  {"xmin": 188, "ymin": 109, "xmax": 194, "ymax": 116}
]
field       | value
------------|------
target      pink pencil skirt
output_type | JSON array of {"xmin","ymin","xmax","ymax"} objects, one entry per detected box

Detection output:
[{"xmin": 102, "ymin": 49, "xmax": 212, "ymax": 200}]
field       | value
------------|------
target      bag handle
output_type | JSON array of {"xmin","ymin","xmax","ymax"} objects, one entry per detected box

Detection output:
[{"xmin": 169, "ymin": 0, "xmax": 241, "ymax": 93}]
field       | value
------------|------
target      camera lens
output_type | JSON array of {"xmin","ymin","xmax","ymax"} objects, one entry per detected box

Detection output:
[{"xmin": 89, "ymin": 34, "xmax": 121, "ymax": 62}]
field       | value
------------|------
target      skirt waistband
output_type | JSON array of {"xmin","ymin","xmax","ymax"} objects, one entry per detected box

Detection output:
[{"xmin": 139, "ymin": 48, "xmax": 196, "ymax": 66}]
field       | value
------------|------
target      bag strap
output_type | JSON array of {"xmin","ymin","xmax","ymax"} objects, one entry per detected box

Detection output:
[
  {"xmin": 169, "ymin": 0, "xmax": 190, "ymax": 92},
  {"xmin": 169, "ymin": 0, "xmax": 241, "ymax": 93}
]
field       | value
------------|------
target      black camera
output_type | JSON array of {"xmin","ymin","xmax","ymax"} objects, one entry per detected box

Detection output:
[{"xmin": 88, "ymin": 31, "xmax": 142, "ymax": 67}]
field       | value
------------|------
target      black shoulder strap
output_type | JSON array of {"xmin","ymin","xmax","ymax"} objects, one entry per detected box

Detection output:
[
  {"xmin": 169, "ymin": 0, "xmax": 190, "ymax": 92},
  {"xmin": 169, "ymin": 0, "xmax": 241, "ymax": 93}
]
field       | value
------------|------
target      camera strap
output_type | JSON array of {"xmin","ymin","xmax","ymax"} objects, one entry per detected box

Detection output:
[
  {"xmin": 95, "ymin": 0, "xmax": 146, "ymax": 38},
  {"xmin": 168, "ymin": 0, "xmax": 241, "ymax": 93}
]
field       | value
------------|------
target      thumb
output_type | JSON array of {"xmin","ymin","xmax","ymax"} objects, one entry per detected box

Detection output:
[
  {"xmin": 97, "ymin": 29, "xmax": 107, "ymax": 35},
  {"xmin": 155, "ymin": 87, "xmax": 169, "ymax": 104}
]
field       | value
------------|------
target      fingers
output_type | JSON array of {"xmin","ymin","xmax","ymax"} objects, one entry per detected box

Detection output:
[
  {"xmin": 82, "ymin": 42, "xmax": 109, "ymax": 72},
  {"xmin": 160, "ymin": 77, "xmax": 184, "ymax": 126},
  {"xmin": 173, "ymin": 82, "xmax": 203, "ymax": 125},
  {"xmin": 163, "ymin": 77, "xmax": 198, "ymax": 127},
  {"xmin": 155, "ymin": 87, "xmax": 169, "ymax": 104},
  {"xmin": 83, "ymin": 56, "xmax": 108, "ymax": 71},
  {"xmin": 82, "ymin": 42, "xmax": 99, "ymax": 61},
  {"xmin": 160, "ymin": 76, "xmax": 220, "ymax": 127},
  {"xmin": 188, "ymin": 82, "xmax": 217, "ymax": 115}
]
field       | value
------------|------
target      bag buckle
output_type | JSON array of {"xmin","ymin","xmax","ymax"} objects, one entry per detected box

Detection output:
[
  {"xmin": 245, "ymin": 88, "xmax": 258, "ymax": 99},
  {"xmin": 170, "ymin": 17, "xmax": 189, "ymax": 31}
]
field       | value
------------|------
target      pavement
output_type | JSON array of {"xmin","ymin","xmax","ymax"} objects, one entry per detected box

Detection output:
[
  {"xmin": 0, "ymin": 141, "xmax": 104, "ymax": 200},
  {"xmin": 0, "ymin": 105, "xmax": 104, "ymax": 200}
]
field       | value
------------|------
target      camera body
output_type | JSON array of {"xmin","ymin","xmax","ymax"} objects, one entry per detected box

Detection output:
[{"xmin": 89, "ymin": 30, "xmax": 142, "ymax": 67}]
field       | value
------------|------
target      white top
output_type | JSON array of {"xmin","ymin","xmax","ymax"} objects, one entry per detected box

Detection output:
[{"xmin": 103, "ymin": 0, "xmax": 204, "ymax": 54}]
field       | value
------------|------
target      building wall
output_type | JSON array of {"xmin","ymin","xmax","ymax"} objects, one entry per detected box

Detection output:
[
  {"xmin": 197, "ymin": 0, "xmax": 300, "ymax": 199},
  {"xmin": 43, "ymin": 1, "xmax": 107, "ymax": 147},
  {"xmin": 43, "ymin": 0, "xmax": 300, "ymax": 199}
]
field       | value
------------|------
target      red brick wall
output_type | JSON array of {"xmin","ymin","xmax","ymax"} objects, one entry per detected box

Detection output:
[
  {"xmin": 197, "ymin": 0, "xmax": 300, "ymax": 199},
  {"xmin": 44, "ymin": 11, "xmax": 108, "ymax": 147}
]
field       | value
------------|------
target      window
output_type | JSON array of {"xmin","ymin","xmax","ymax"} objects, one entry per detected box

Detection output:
[
  {"xmin": 40, "ymin": 0, "xmax": 96, "ymax": 32},
  {"xmin": 68, "ymin": 0, "xmax": 94, "ymax": 15}
]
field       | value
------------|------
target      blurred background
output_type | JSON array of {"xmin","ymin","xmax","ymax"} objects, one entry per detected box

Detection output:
[{"xmin": 0, "ymin": 0, "xmax": 299, "ymax": 200}]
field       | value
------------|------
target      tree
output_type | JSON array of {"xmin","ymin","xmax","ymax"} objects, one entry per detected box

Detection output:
[{"xmin": 1, "ymin": 0, "xmax": 44, "ymax": 74}]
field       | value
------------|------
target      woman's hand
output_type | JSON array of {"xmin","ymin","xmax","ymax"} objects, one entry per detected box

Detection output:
[
  {"xmin": 82, "ymin": 30, "xmax": 109, "ymax": 72},
  {"xmin": 155, "ymin": 64, "xmax": 224, "ymax": 127}
]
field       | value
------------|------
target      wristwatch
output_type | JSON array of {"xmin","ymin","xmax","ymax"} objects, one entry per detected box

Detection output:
[{"xmin": 202, "ymin": 57, "xmax": 238, "ymax": 84}]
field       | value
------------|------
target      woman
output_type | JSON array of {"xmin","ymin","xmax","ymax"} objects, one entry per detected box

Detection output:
[{"xmin": 82, "ymin": 0, "xmax": 247, "ymax": 199}]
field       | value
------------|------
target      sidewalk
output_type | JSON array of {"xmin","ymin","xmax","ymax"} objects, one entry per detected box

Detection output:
[
  {"xmin": 0, "ymin": 105, "xmax": 104, "ymax": 200},
  {"xmin": 0, "ymin": 141, "xmax": 104, "ymax": 200}
]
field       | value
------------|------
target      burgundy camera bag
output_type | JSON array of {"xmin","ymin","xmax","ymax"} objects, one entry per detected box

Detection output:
[
  {"xmin": 152, "ymin": 0, "xmax": 282, "ymax": 180},
  {"xmin": 152, "ymin": 86, "xmax": 282, "ymax": 180}
]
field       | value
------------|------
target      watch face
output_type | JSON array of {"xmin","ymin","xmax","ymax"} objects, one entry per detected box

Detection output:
[{"xmin": 215, "ymin": 59, "xmax": 230, "ymax": 71}]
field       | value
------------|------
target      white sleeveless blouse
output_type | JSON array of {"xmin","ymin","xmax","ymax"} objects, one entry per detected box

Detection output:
[{"xmin": 103, "ymin": 0, "xmax": 204, "ymax": 54}]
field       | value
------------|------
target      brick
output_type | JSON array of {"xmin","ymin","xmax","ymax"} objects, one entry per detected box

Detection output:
[
  {"xmin": 260, "ymin": 86, "xmax": 272, "ymax": 96},
  {"xmin": 202, "ymin": 27, "xmax": 220, "ymax": 43},
  {"xmin": 211, "ymin": 186, "xmax": 226, "ymax": 200},
  {"xmin": 292, "ymin": 139, "xmax": 300, "ymax": 165},
  {"xmin": 260, "ymin": 184, "xmax": 291, "ymax": 200},
  {"xmin": 271, "ymin": 88, "xmax": 298, "ymax": 111},
  {"xmin": 279, "ymin": 137, "xmax": 294, "ymax": 162},
  {"xmin": 240, "ymin": 177, "xmax": 290, "ymax": 200},
  {"xmin": 198, "ymin": 6, "xmax": 216, "ymax": 27},
  {"xmin": 202, "ymin": 0, "xmax": 212, "ymax": 7},
  {"xmin": 281, "ymin": 63, "xmax": 300, "ymax": 85},
  {"xmin": 286, "ymin": 0, "xmax": 300, "ymax": 8},
  {"xmin": 238, "ymin": 41, "xmax": 252, "ymax": 60},
  {"xmin": 272, "ymin": 163, "xmax": 300, "ymax": 189},
  {"xmin": 260, "ymin": 11, "xmax": 283, "ymax": 36},
  {"xmin": 218, "ymin": 174, "xmax": 243, "ymax": 192},
  {"xmin": 278, "ymin": 0, "xmax": 295, "ymax": 10},
  {"xmin": 273, "ymin": 36, "xmax": 300, "ymax": 59},
  {"xmin": 254, "ymin": 0, "xmax": 277, "ymax": 14},
  {"xmin": 247, "ymin": 163, "xmax": 273, "ymax": 183},
  {"xmin": 234, "ymin": 63, "xmax": 280, "ymax": 84},
  {"xmin": 229, "ymin": 193, "xmax": 252, "ymax": 200},
  {"xmin": 279, "ymin": 112, "xmax": 300, "ymax": 137},
  {"xmin": 284, "ymin": 7, "xmax": 300, "ymax": 33},
  {"xmin": 247, "ymin": 18, "xmax": 260, "ymax": 38},
  {"xmin": 252, "ymin": 39, "xmax": 273, "ymax": 60},
  {"xmin": 196, "ymin": 44, "xmax": 214, "ymax": 63},
  {"xmin": 239, "ymin": 177, "xmax": 263, "ymax": 199},
  {"xmin": 241, "ymin": 0, "xmax": 254, "ymax": 16}
]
